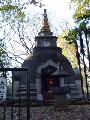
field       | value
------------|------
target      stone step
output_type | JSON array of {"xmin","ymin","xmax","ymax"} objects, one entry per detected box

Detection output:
[
  {"xmin": 15, "ymin": 94, "xmax": 37, "ymax": 100},
  {"xmin": 16, "ymin": 88, "xmax": 37, "ymax": 92},
  {"xmin": 16, "ymin": 84, "xmax": 36, "ymax": 88},
  {"xmin": 14, "ymin": 95, "xmax": 37, "ymax": 100},
  {"xmin": 14, "ymin": 84, "xmax": 37, "ymax": 100},
  {"xmin": 16, "ymin": 85, "xmax": 37, "ymax": 91},
  {"xmin": 15, "ymin": 92, "xmax": 37, "ymax": 95}
]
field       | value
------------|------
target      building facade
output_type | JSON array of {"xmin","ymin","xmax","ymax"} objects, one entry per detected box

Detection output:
[{"xmin": 13, "ymin": 9, "xmax": 82, "ymax": 102}]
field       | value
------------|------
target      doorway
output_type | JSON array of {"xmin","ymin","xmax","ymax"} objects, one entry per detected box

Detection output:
[{"xmin": 41, "ymin": 65, "xmax": 59, "ymax": 99}]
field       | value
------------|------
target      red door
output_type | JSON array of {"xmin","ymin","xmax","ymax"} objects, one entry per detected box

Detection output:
[
  {"xmin": 42, "ymin": 76, "xmax": 54, "ymax": 99},
  {"xmin": 41, "ymin": 66, "xmax": 59, "ymax": 99}
]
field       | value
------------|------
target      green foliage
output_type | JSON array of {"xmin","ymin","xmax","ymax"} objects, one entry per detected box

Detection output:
[
  {"xmin": 71, "ymin": 0, "xmax": 90, "ymax": 5},
  {"xmin": 68, "ymin": 2, "xmax": 90, "ymax": 86},
  {"xmin": 64, "ymin": 28, "xmax": 79, "ymax": 44},
  {"xmin": 0, "ymin": 5, "xmax": 18, "ymax": 11},
  {"xmin": 57, "ymin": 31, "xmax": 78, "ymax": 68},
  {"xmin": 70, "ymin": 0, "xmax": 90, "ymax": 21},
  {"xmin": 74, "ymin": 9, "xmax": 90, "ymax": 21},
  {"xmin": 16, "ymin": 10, "xmax": 25, "ymax": 19},
  {"xmin": 0, "ymin": 5, "xmax": 25, "ymax": 20}
]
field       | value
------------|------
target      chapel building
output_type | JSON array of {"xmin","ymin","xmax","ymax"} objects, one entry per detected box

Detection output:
[{"xmin": 13, "ymin": 9, "xmax": 82, "ymax": 102}]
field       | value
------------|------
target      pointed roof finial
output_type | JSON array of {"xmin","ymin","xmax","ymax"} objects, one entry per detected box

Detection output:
[
  {"xmin": 41, "ymin": 9, "xmax": 50, "ymax": 32},
  {"xmin": 44, "ymin": 9, "xmax": 47, "ymax": 18},
  {"xmin": 38, "ymin": 9, "xmax": 53, "ymax": 36},
  {"xmin": 44, "ymin": 9, "xmax": 46, "ymax": 13}
]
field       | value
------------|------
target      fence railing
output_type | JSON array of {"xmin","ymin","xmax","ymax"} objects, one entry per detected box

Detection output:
[{"xmin": 0, "ymin": 68, "xmax": 30, "ymax": 120}]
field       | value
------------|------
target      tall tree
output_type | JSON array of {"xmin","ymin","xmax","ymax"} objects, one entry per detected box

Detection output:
[
  {"xmin": 70, "ymin": 0, "xmax": 90, "ymax": 72},
  {"xmin": 57, "ymin": 30, "xmax": 78, "ymax": 68},
  {"xmin": 64, "ymin": 0, "xmax": 90, "ymax": 99},
  {"xmin": 70, "ymin": 0, "xmax": 90, "ymax": 21},
  {"xmin": 70, "ymin": 0, "xmax": 90, "ymax": 71},
  {"xmin": 0, "ymin": 0, "xmax": 43, "ymax": 67},
  {"xmin": 63, "ymin": 28, "xmax": 86, "ymax": 99}
]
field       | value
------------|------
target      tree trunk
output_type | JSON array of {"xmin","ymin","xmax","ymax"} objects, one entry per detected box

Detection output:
[
  {"xmin": 84, "ymin": 29, "xmax": 90, "ymax": 71},
  {"xmin": 75, "ymin": 40, "xmax": 85, "ymax": 100},
  {"xmin": 79, "ymin": 33, "xmax": 89, "ymax": 100}
]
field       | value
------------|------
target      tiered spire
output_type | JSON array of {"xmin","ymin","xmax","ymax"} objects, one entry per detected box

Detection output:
[
  {"xmin": 41, "ymin": 9, "xmax": 51, "ymax": 32},
  {"xmin": 38, "ymin": 9, "xmax": 53, "ymax": 36}
]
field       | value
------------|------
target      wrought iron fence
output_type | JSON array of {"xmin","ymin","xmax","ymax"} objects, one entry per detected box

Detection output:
[{"xmin": 0, "ymin": 68, "xmax": 30, "ymax": 120}]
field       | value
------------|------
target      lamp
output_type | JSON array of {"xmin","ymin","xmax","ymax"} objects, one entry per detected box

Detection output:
[
  {"xmin": 51, "ymin": 66, "xmax": 70, "ymax": 77},
  {"xmin": 51, "ymin": 66, "xmax": 71, "ymax": 95}
]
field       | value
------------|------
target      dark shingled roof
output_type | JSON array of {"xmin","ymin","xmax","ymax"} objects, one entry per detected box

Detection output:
[{"xmin": 21, "ymin": 49, "xmax": 75, "ymax": 84}]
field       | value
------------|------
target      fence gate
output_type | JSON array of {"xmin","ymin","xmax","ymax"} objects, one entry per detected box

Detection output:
[{"xmin": 0, "ymin": 68, "xmax": 30, "ymax": 120}]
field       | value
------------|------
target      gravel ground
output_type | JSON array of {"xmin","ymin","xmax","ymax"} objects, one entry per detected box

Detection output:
[{"xmin": 0, "ymin": 105, "xmax": 90, "ymax": 120}]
